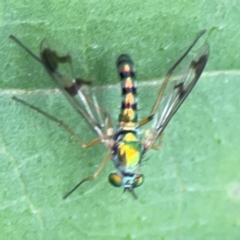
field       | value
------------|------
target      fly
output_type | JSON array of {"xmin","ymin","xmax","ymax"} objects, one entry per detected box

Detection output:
[{"xmin": 9, "ymin": 30, "xmax": 209, "ymax": 199}]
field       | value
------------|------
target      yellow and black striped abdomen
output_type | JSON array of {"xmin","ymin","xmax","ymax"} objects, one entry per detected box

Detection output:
[{"xmin": 116, "ymin": 54, "xmax": 137, "ymax": 127}]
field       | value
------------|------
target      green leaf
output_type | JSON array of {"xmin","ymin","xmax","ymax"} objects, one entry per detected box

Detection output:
[
  {"xmin": 1, "ymin": 0, "xmax": 240, "ymax": 239},
  {"xmin": 3, "ymin": 0, "xmax": 240, "ymax": 89},
  {"xmin": 1, "ymin": 73, "xmax": 240, "ymax": 239}
]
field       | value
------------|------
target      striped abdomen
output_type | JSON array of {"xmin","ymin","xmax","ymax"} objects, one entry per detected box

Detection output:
[{"xmin": 116, "ymin": 54, "xmax": 138, "ymax": 127}]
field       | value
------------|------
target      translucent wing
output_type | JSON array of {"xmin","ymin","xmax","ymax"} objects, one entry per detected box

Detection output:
[
  {"xmin": 39, "ymin": 42, "xmax": 112, "ymax": 139},
  {"xmin": 143, "ymin": 31, "xmax": 210, "ymax": 149},
  {"xmin": 9, "ymin": 35, "xmax": 111, "ymax": 142}
]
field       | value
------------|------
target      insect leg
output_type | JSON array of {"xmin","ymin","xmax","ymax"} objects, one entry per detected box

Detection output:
[
  {"xmin": 150, "ymin": 133, "xmax": 163, "ymax": 151},
  {"xmin": 9, "ymin": 35, "xmax": 43, "ymax": 64},
  {"xmin": 63, "ymin": 152, "xmax": 111, "ymax": 199},
  {"xmin": 13, "ymin": 96, "xmax": 101, "ymax": 148}
]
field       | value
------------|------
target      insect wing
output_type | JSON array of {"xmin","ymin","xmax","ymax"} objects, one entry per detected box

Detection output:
[
  {"xmin": 40, "ymin": 41, "xmax": 110, "ymax": 139},
  {"xmin": 145, "ymin": 42, "xmax": 210, "ymax": 149}
]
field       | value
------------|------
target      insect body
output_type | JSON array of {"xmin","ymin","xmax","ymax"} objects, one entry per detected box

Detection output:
[
  {"xmin": 109, "ymin": 55, "xmax": 144, "ymax": 196},
  {"xmin": 10, "ymin": 30, "xmax": 209, "ymax": 199}
]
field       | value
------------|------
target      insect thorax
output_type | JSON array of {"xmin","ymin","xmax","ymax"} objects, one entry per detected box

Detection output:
[{"xmin": 112, "ymin": 131, "xmax": 142, "ymax": 172}]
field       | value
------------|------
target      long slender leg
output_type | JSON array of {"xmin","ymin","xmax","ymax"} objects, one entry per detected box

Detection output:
[
  {"xmin": 13, "ymin": 96, "xmax": 101, "ymax": 148},
  {"xmin": 9, "ymin": 35, "xmax": 43, "ymax": 64},
  {"xmin": 63, "ymin": 152, "xmax": 111, "ymax": 199}
]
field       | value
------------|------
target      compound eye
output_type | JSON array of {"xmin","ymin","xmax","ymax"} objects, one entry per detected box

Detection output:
[
  {"xmin": 134, "ymin": 174, "xmax": 144, "ymax": 188},
  {"xmin": 108, "ymin": 173, "xmax": 122, "ymax": 187}
]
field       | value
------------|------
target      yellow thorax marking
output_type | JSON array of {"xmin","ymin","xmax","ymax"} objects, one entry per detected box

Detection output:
[
  {"xmin": 118, "ymin": 133, "xmax": 139, "ymax": 167},
  {"xmin": 123, "ymin": 132, "xmax": 137, "ymax": 141}
]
